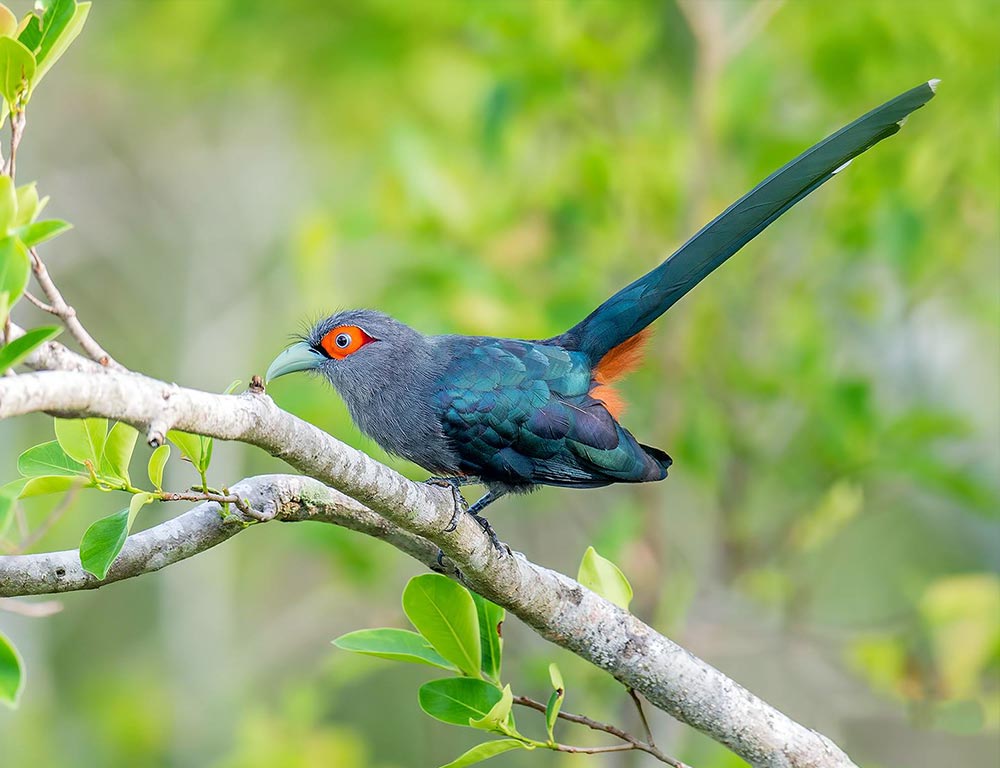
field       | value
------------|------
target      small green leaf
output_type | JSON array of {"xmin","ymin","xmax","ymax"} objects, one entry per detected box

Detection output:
[
  {"xmin": 0, "ymin": 290, "xmax": 8, "ymax": 327},
  {"xmin": 548, "ymin": 662, "xmax": 564, "ymax": 691},
  {"xmin": 577, "ymin": 546, "xmax": 633, "ymax": 610},
  {"xmin": 223, "ymin": 379, "xmax": 242, "ymax": 395},
  {"xmin": 438, "ymin": 739, "xmax": 530, "ymax": 768},
  {"xmin": 31, "ymin": 1, "xmax": 88, "ymax": 85},
  {"xmin": 418, "ymin": 678, "xmax": 503, "ymax": 727},
  {"xmin": 101, "ymin": 421, "xmax": 138, "ymax": 484},
  {"xmin": 17, "ymin": 440, "xmax": 86, "ymax": 477},
  {"xmin": 545, "ymin": 663, "xmax": 565, "ymax": 741},
  {"xmin": 167, "ymin": 430, "xmax": 210, "ymax": 474},
  {"xmin": 333, "ymin": 628, "xmax": 458, "ymax": 670},
  {"xmin": 33, "ymin": 0, "xmax": 75, "ymax": 64},
  {"xmin": 14, "ymin": 218, "xmax": 70, "ymax": 247},
  {"xmin": 0, "ymin": 631, "xmax": 24, "ymax": 708},
  {"xmin": 0, "ymin": 324, "xmax": 60, "ymax": 372},
  {"xmin": 469, "ymin": 683, "xmax": 513, "ymax": 731},
  {"xmin": 147, "ymin": 444, "xmax": 169, "ymax": 490},
  {"xmin": 127, "ymin": 491, "xmax": 154, "ymax": 526},
  {"xmin": 54, "ymin": 417, "xmax": 106, "ymax": 465},
  {"xmin": 472, "ymin": 592, "xmax": 504, "ymax": 682},
  {"xmin": 201, "ymin": 435, "xmax": 213, "ymax": 473},
  {"xmin": 403, "ymin": 574, "xmax": 481, "ymax": 678},
  {"xmin": 19, "ymin": 474, "xmax": 83, "ymax": 497},
  {"xmin": 16, "ymin": 10, "xmax": 40, "ymax": 53},
  {"xmin": 13, "ymin": 182, "xmax": 42, "ymax": 226},
  {"xmin": 0, "ymin": 236, "xmax": 30, "ymax": 308},
  {"xmin": 0, "ymin": 35, "xmax": 35, "ymax": 107},
  {"xmin": 79, "ymin": 507, "xmax": 128, "ymax": 579}
]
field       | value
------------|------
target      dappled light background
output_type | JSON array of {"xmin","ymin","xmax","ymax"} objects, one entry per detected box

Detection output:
[{"xmin": 1, "ymin": 1, "xmax": 997, "ymax": 766}]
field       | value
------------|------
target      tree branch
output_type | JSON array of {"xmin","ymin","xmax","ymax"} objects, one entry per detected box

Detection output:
[{"xmin": 0, "ymin": 369, "xmax": 858, "ymax": 768}]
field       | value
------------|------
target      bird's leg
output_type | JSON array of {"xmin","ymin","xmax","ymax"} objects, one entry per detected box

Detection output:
[
  {"xmin": 424, "ymin": 476, "xmax": 472, "ymax": 532},
  {"xmin": 465, "ymin": 490, "xmax": 509, "ymax": 554},
  {"xmin": 425, "ymin": 477, "xmax": 508, "ymax": 554}
]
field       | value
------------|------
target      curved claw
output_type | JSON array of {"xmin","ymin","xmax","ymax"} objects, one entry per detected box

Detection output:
[{"xmin": 425, "ymin": 477, "xmax": 469, "ymax": 533}]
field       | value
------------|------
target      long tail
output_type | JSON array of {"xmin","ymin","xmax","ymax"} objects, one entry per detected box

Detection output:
[{"xmin": 561, "ymin": 80, "xmax": 939, "ymax": 364}]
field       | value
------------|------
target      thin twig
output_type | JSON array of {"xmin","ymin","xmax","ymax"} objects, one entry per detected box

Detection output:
[
  {"xmin": 160, "ymin": 489, "xmax": 252, "ymax": 517},
  {"xmin": 512, "ymin": 695, "xmax": 691, "ymax": 767},
  {"xmin": 22, "ymin": 290, "xmax": 55, "ymax": 313},
  {"xmin": 4, "ymin": 107, "xmax": 25, "ymax": 177},
  {"xmin": 629, "ymin": 687, "xmax": 658, "ymax": 748},
  {"xmin": 27, "ymin": 247, "xmax": 122, "ymax": 369},
  {"xmin": 1, "ymin": 94, "xmax": 123, "ymax": 371}
]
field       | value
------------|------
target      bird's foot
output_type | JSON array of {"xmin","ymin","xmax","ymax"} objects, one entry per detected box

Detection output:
[
  {"xmin": 424, "ymin": 477, "xmax": 469, "ymax": 532},
  {"xmin": 469, "ymin": 511, "xmax": 511, "ymax": 556}
]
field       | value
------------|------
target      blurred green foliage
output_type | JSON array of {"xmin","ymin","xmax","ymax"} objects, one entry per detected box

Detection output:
[{"xmin": 0, "ymin": 1, "xmax": 997, "ymax": 766}]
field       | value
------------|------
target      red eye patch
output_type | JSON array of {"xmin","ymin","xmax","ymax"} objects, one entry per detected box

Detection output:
[{"xmin": 320, "ymin": 325, "xmax": 376, "ymax": 360}]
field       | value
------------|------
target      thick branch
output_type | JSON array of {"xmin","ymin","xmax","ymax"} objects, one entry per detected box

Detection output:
[
  {"xmin": 0, "ymin": 475, "xmax": 438, "ymax": 595},
  {"xmin": 0, "ymin": 371, "xmax": 857, "ymax": 768}
]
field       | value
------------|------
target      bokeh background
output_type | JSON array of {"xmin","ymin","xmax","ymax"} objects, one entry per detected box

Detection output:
[{"xmin": 1, "ymin": 1, "xmax": 997, "ymax": 766}]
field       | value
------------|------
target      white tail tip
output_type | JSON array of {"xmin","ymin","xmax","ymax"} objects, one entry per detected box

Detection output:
[
  {"xmin": 833, "ymin": 159, "xmax": 854, "ymax": 175},
  {"xmin": 928, "ymin": 78, "xmax": 941, "ymax": 92}
]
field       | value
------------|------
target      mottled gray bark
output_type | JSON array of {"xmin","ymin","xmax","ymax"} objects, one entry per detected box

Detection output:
[{"xmin": 0, "ymin": 369, "xmax": 858, "ymax": 768}]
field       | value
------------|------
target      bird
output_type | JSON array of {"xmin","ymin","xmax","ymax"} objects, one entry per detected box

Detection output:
[{"xmin": 266, "ymin": 80, "xmax": 938, "ymax": 550}]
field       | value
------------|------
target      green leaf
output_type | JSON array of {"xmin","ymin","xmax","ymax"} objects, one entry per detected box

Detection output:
[
  {"xmin": 201, "ymin": 435, "xmax": 213, "ymax": 473},
  {"xmin": 0, "ymin": 631, "xmax": 24, "ymax": 708},
  {"xmin": 418, "ymin": 678, "xmax": 503, "ymax": 727},
  {"xmin": 0, "ymin": 236, "xmax": 30, "ymax": 308},
  {"xmin": 0, "ymin": 35, "xmax": 35, "ymax": 107},
  {"xmin": 0, "ymin": 290, "xmax": 8, "ymax": 327},
  {"xmin": 545, "ymin": 663, "xmax": 565, "ymax": 741},
  {"xmin": 17, "ymin": 440, "xmax": 86, "ymax": 477},
  {"xmin": 403, "ymin": 574, "xmax": 481, "ymax": 677},
  {"xmin": 14, "ymin": 182, "xmax": 44, "ymax": 227},
  {"xmin": 577, "ymin": 546, "xmax": 633, "ymax": 610},
  {"xmin": 79, "ymin": 507, "xmax": 128, "ymax": 579},
  {"xmin": 0, "ymin": 324, "xmax": 60, "ymax": 372},
  {"xmin": 19, "ymin": 474, "xmax": 83, "ymax": 497},
  {"xmin": 14, "ymin": 218, "xmax": 70, "ymax": 247},
  {"xmin": 223, "ymin": 379, "xmax": 242, "ymax": 395},
  {"xmin": 438, "ymin": 740, "xmax": 530, "ymax": 768},
  {"xmin": 31, "ymin": 1, "xmax": 88, "ymax": 85},
  {"xmin": 16, "ymin": 9, "xmax": 41, "ymax": 52},
  {"xmin": 147, "ymin": 444, "xmax": 169, "ymax": 490},
  {"xmin": 548, "ymin": 662, "xmax": 564, "ymax": 691},
  {"xmin": 127, "ymin": 491, "xmax": 154, "ymax": 526},
  {"xmin": 101, "ymin": 421, "xmax": 138, "ymax": 484},
  {"xmin": 167, "ymin": 430, "xmax": 209, "ymax": 474},
  {"xmin": 468, "ymin": 683, "xmax": 513, "ymax": 731},
  {"xmin": 472, "ymin": 592, "xmax": 504, "ymax": 682},
  {"xmin": 333, "ymin": 628, "xmax": 457, "ymax": 670},
  {"xmin": 54, "ymin": 417, "xmax": 106, "ymax": 465},
  {"xmin": 33, "ymin": 0, "xmax": 75, "ymax": 63}
]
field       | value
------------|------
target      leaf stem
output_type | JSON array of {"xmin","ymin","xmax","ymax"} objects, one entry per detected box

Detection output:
[{"xmin": 512, "ymin": 695, "xmax": 689, "ymax": 767}]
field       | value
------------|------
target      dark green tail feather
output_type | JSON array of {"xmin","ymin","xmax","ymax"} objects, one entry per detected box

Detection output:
[{"xmin": 561, "ymin": 80, "xmax": 938, "ymax": 363}]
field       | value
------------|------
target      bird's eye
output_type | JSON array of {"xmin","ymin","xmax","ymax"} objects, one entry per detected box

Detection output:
[{"xmin": 320, "ymin": 324, "xmax": 376, "ymax": 359}]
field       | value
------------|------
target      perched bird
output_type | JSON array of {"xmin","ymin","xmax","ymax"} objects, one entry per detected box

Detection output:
[{"xmin": 267, "ymin": 81, "xmax": 937, "ymax": 549}]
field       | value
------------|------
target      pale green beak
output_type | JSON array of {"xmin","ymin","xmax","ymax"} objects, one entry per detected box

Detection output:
[{"xmin": 265, "ymin": 342, "xmax": 324, "ymax": 383}]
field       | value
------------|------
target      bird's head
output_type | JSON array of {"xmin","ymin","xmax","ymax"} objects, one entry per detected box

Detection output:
[{"xmin": 265, "ymin": 309, "xmax": 423, "ymax": 392}]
